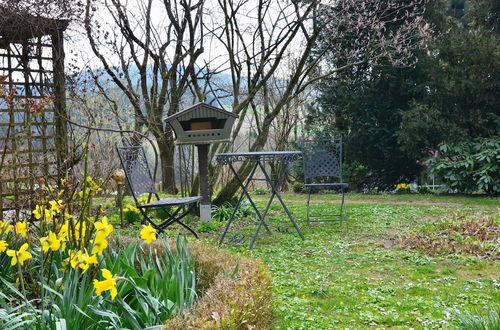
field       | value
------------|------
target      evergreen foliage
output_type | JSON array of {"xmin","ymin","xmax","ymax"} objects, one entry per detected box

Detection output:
[
  {"xmin": 428, "ymin": 137, "xmax": 499, "ymax": 195},
  {"xmin": 309, "ymin": 0, "xmax": 499, "ymax": 191}
]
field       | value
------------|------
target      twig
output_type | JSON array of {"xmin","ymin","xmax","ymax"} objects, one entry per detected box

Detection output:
[{"xmin": 63, "ymin": 116, "xmax": 159, "ymax": 184}]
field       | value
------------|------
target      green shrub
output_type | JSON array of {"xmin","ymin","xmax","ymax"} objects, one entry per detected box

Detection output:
[
  {"xmin": 211, "ymin": 203, "xmax": 234, "ymax": 222},
  {"xmin": 343, "ymin": 161, "xmax": 370, "ymax": 191},
  {"xmin": 417, "ymin": 186, "xmax": 435, "ymax": 194},
  {"xmin": 253, "ymin": 186, "xmax": 268, "ymax": 195},
  {"xmin": 123, "ymin": 204, "xmax": 142, "ymax": 223},
  {"xmin": 197, "ymin": 221, "xmax": 220, "ymax": 233},
  {"xmin": 236, "ymin": 201, "xmax": 256, "ymax": 218},
  {"xmin": 293, "ymin": 182, "xmax": 306, "ymax": 193},
  {"xmin": 211, "ymin": 201, "xmax": 255, "ymax": 222},
  {"xmin": 428, "ymin": 137, "xmax": 499, "ymax": 195},
  {"xmin": 155, "ymin": 206, "xmax": 172, "ymax": 220}
]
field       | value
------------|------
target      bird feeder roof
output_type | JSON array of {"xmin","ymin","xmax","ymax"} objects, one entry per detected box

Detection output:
[{"xmin": 165, "ymin": 102, "xmax": 238, "ymax": 123}]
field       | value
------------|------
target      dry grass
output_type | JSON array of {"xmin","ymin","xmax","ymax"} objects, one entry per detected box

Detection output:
[
  {"xmin": 398, "ymin": 213, "xmax": 500, "ymax": 260},
  {"xmin": 167, "ymin": 241, "xmax": 274, "ymax": 329}
]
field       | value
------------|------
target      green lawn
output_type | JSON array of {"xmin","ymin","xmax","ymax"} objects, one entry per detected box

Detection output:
[
  {"xmin": 108, "ymin": 193, "xmax": 499, "ymax": 329},
  {"xmin": 210, "ymin": 193, "xmax": 499, "ymax": 329}
]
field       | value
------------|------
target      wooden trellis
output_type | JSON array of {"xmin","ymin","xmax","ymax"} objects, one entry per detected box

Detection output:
[{"xmin": 0, "ymin": 8, "xmax": 68, "ymax": 218}]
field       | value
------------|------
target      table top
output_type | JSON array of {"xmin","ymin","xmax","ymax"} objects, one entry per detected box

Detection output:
[{"xmin": 215, "ymin": 151, "xmax": 302, "ymax": 165}]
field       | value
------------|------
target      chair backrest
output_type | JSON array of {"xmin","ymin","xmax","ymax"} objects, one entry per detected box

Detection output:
[
  {"xmin": 300, "ymin": 137, "xmax": 343, "ymax": 183},
  {"xmin": 115, "ymin": 138, "xmax": 157, "ymax": 200}
]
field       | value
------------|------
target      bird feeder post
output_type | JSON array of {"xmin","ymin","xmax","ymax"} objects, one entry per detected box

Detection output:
[
  {"xmin": 165, "ymin": 102, "xmax": 238, "ymax": 223},
  {"xmin": 197, "ymin": 144, "xmax": 211, "ymax": 222}
]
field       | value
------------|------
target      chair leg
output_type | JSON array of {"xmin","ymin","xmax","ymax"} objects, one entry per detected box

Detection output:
[
  {"xmin": 140, "ymin": 205, "xmax": 199, "ymax": 239},
  {"xmin": 340, "ymin": 187, "xmax": 345, "ymax": 221},
  {"xmin": 306, "ymin": 187, "xmax": 312, "ymax": 225},
  {"xmin": 173, "ymin": 205, "xmax": 199, "ymax": 239},
  {"xmin": 138, "ymin": 208, "xmax": 162, "ymax": 231},
  {"xmin": 340, "ymin": 188, "xmax": 348, "ymax": 232},
  {"xmin": 175, "ymin": 219, "xmax": 199, "ymax": 239}
]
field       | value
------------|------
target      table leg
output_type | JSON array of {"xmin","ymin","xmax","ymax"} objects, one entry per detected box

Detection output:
[
  {"xmin": 248, "ymin": 160, "xmax": 281, "ymax": 249},
  {"xmin": 258, "ymin": 160, "xmax": 305, "ymax": 241},
  {"xmin": 230, "ymin": 163, "xmax": 272, "ymax": 234},
  {"xmin": 219, "ymin": 162, "xmax": 272, "ymax": 247}
]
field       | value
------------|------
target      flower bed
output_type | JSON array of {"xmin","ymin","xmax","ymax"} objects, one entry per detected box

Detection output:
[
  {"xmin": 0, "ymin": 175, "xmax": 274, "ymax": 329},
  {"xmin": 0, "ymin": 178, "xmax": 197, "ymax": 329}
]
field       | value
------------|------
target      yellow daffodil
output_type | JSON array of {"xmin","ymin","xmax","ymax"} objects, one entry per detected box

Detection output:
[
  {"xmin": 14, "ymin": 221, "xmax": 28, "ymax": 237},
  {"xmin": 73, "ymin": 220, "xmax": 87, "ymax": 241},
  {"xmin": 33, "ymin": 205, "xmax": 54, "ymax": 222},
  {"xmin": 123, "ymin": 204, "xmax": 140, "ymax": 213},
  {"xmin": 49, "ymin": 200, "xmax": 64, "ymax": 213},
  {"xmin": 86, "ymin": 176, "xmax": 103, "ymax": 192},
  {"xmin": 6, "ymin": 243, "xmax": 32, "ymax": 266},
  {"xmin": 93, "ymin": 268, "xmax": 118, "ymax": 300},
  {"xmin": 67, "ymin": 250, "xmax": 97, "ymax": 272},
  {"xmin": 79, "ymin": 177, "xmax": 103, "ymax": 198},
  {"xmin": 140, "ymin": 224, "xmax": 157, "ymax": 244},
  {"xmin": 94, "ymin": 216, "xmax": 113, "ymax": 237},
  {"xmin": 33, "ymin": 205, "xmax": 44, "ymax": 219},
  {"xmin": 0, "ymin": 220, "xmax": 12, "ymax": 235},
  {"xmin": 40, "ymin": 231, "xmax": 62, "ymax": 252},
  {"xmin": 0, "ymin": 240, "xmax": 8, "ymax": 252},
  {"xmin": 92, "ymin": 231, "xmax": 108, "ymax": 255},
  {"xmin": 58, "ymin": 222, "xmax": 69, "ymax": 241},
  {"xmin": 138, "ymin": 196, "xmax": 150, "ymax": 204}
]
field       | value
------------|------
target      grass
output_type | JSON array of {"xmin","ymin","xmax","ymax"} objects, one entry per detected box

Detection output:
[
  {"xmin": 214, "ymin": 193, "xmax": 499, "ymax": 329},
  {"xmin": 266, "ymin": 192, "xmax": 499, "ymax": 206},
  {"xmin": 102, "ymin": 193, "xmax": 499, "ymax": 329}
]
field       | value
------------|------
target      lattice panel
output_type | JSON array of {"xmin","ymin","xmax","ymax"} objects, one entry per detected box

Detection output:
[{"xmin": 0, "ymin": 36, "xmax": 58, "ymax": 212}]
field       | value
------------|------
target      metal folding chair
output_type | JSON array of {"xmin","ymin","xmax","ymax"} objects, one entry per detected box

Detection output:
[
  {"xmin": 115, "ymin": 138, "xmax": 201, "ymax": 237},
  {"xmin": 300, "ymin": 137, "xmax": 348, "ymax": 225}
]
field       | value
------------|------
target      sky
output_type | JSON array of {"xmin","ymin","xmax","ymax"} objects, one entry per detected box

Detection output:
[{"xmin": 65, "ymin": 0, "xmax": 308, "ymax": 78}]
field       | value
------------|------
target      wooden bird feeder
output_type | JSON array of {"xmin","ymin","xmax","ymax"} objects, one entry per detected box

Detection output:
[
  {"xmin": 165, "ymin": 103, "xmax": 238, "ymax": 222},
  {"xmin": 165, "ymin": 103, "xmax": 238, "ymax": 145}
]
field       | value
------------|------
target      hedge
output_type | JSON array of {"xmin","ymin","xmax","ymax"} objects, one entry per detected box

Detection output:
[{"xmin": 166, "ymin": 241, "xmax": 274, "ymax": 329}]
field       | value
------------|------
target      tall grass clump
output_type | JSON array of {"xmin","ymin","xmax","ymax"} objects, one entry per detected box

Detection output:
[{"xmin": 455, "ymin": 306, "xmax": 500, "ymax": 330}]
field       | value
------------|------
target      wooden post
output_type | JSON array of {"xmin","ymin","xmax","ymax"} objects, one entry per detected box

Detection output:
[
  {"xmin": 52, "ymin": 29, "xmax": 68, "ymax": 181},
  {"xmin": 197, "ymin": 144, "xmax": 211, "ymax": 222},
  {"xmin": 112, "ymin": 169, "xmax": 126, "ymax": 227},
  {"xmin": 117, "ymin": 183, "xmax": 124, "ymax": 227}
]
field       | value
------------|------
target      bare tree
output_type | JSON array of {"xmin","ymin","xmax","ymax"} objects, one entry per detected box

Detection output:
[
  {"xmin": 84, "ymin": 0, "xmax": 210, "ymax": 193},
  {"xmin": 207, "ymin": 0, "xmax": 431, "ymax": 205}
]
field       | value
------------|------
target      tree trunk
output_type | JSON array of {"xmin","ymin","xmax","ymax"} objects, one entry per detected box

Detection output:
[
  {"xmin": 213, "ymin": 117, "xmax": 273, "ymax": 205},
  {"xmin": 156, "ymin": 133, "xmax": 178, "ymax": 194}
]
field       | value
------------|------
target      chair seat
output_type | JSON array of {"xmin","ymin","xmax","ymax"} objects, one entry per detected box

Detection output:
[
  {"xmin": 138, "ymin": 196, "xmax": 202, "ymax": 208},
  {"xmin": 305, "ymin": 183, "xmax": 348, "ymax": 188}
]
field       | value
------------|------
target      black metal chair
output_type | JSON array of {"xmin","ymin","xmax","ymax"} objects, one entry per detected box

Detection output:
[
  {"xmin": 116, "ymin": 138, "xmax": 201, "ymax": 237},
  {"xmin": 300, "ymin": 137, "xmax": 348, "ymax": 225}
]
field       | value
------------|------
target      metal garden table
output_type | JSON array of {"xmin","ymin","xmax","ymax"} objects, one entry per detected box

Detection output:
[{"xmin": 215, "ymin": 151, "xmax": 305, "ymax": 249}]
